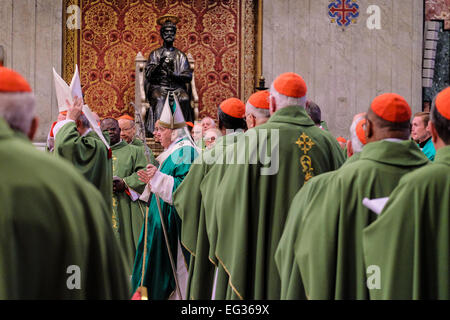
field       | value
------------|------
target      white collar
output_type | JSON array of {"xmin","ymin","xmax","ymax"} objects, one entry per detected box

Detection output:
[{"xmin": 383, "ymin": 138, "xmax": 405, "ymax": 143}]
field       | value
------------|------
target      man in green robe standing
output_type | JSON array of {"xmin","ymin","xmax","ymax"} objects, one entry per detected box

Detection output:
[
  {"xmin": 212, "ymin": 73, "xmax": 345, "ymax": 299},
  {"xmin": 0, "ymin": 66, "xmax": 129, "ymax": 299},
  {"xmin": 277, "ymin": 93, "xmax": 429, "ymax": 300},
  {"xmin": 53, "ymin": 97, "xmax": 113, "ymax": 211},
  {"xmin": 275, "ymin": 112, "xmax": 367, "ymax": 299},
  {"xmin": 131, "ymin": 98, "xmax": 198, "ymax": 300},
  {"xmin": 363, "ymin": 87, "xmax": 450, "ymax": 299},
  {"xmin": 100, "ymin": 118, "xmax": 150, "ymax": 274},
  {"xmin": 118, "ymin": 114, "xmax": 157, "ymax": 156},
  {"xmin": 204, "ymin": 91, "xmax": 272, "ymax": 300},
  {"xmin": 174, "ymin": 95, "xmax": 255, "ymax": 300}
]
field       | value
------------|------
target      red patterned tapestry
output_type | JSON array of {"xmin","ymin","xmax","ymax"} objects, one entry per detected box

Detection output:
[
  {"xmin": 63, "ymin": 0, "xmax": 257, "ymax": 120},
  {"xmin": 426, "ymin": 0, "xmax": 450, "ymax": 30}
]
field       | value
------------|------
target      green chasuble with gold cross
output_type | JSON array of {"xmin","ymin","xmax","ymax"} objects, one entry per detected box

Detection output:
[
  {"xmin": 54, "ymin": 122, "xmax": 113, "ymax": 211},
  {"xmin": 0, "ymin": 118, "xmax": 130, "ymax": 299},
  {"xmin": 173, "ymin": 132, "xmax": 242, "ymax": 300},
  {"xmin": 275, "ymin": 150, "xmax": 363, "ymax": 299},
  {"xmin": 212, "ymin": 106, "xmax": 345, "ymax": 300},
  {"xmin": 131, "ymin": 137, "xmax": 198, "ymax": 299},
  {"xmin": 111, "ymin": 140, "xmax": 149, "ymax": 274},
  {"xmin": 363, "ymin": 145, "xmax": 450, "ymax": 299},
  {"xmin": 284, "ymin": 140, "xmax": 429, "ymax": 300}
]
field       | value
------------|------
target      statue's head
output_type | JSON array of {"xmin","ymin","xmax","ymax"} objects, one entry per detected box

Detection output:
[{"xmin": 158, "ymin": 16, "xmax": 179, "ymax": 44}]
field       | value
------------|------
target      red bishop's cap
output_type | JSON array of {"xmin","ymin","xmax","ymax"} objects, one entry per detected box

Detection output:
[
  {"xmin": 0, "ymin": 66, "xmax": 32, "ymax": 93},
  {"xmin": 273, "ymin": 72, "xmax": 307, "ymax": 98},
  {"xmin": 370, "ymin": 93, "xmax": 411, "ymax": 123},
  {"xmin": 248, "ymin": 90, "xmax": 270, "ymax": 109},
  {"xmin": 435, "ymin": 87, "xmax": 450, "ymax": 120},
  {"xmin": 219, "ymin": 98, "xmax": 245, "ymax": 118},
  {"xmin": 118, "ymin": 114, "xmax": 134, "ymax": 121},
  {"xmin": 356, "ymin": 118, "xmax": 367, "ymax": 145}
]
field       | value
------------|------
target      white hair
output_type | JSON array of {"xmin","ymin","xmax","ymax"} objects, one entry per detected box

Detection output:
[
  {"xmin": 118, "ymin": 118, "xmax": 135, "ymax": 128},
  {"xmin": 0, "ymin": 92, "xmax": 35, "ymax": 134},
  {"xmin": 204, "ymin": 128, "xmax": 222, "ymax": 139},
  {"xmin": 245, "ymin": 102, "xmax": 270, "ymax": 119},
  {"xmin": 170, "ymin": 127, "xmax": 186, "ymax": 142},
  {"xmin": 349, "ymin": 115, "xmax": 365, "ymax": 153},
  {"xmin": 270, "ymin": 83, "xmax": 307, "ymax": 110},
  {"xmin": 201, "ymin": 117, "xmax": 216, "ymax": 127}
]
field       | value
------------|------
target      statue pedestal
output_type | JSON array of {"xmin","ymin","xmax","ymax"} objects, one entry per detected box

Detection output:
[{"xmin": 146, "ymin": 138, "xmax": 164, "ymax": 158}]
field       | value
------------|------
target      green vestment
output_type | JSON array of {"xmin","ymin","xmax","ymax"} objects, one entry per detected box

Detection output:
[
  {"xmin": 131, "ymin": 138, "xmax": 157, "ymax": 164},
  {"xmin": 131, "ymin": 138, "xmax": 145, "ymax": 147},
  {"xmin": 275, "ymin": 170, "xmax": 337, "ymax": 299},
  {"xmin": 131, "ymin": 137, "xmax": 198, "ymax": 299},
  {"xmin": 275, "ymin": 150, "xmax": 363, "ymax": 299},
  {"xmin": 173, "ymin": 133, "xmax": 241, "ymax": 299},
  {"xmin": 213, "ymin": 106, "xmax": 346, "ymax": 299},
  {"xmin": 290, "ymin": 140, "xmax": 429, "ymax": 299},
  {"xmin": 363, "ymin": 145, "xmax": 450, "ymax": 299},
  {"xmin": 54, "ymin": 122, "xmax": 113, "ymax": 211},
  {"xmin": 343, "ymin": 151, "xmax": 361, "ymax": 166},
  {"xmin": 197, "ymin": 138, "xmax": 245, "ymax": 300},
  {"xmin": 0, "ymin": 118, "xmax": 129, "ymax": 299},
  {"xmin": 111, "ymin": 140, "xmax": 148, "ymax": 274}
]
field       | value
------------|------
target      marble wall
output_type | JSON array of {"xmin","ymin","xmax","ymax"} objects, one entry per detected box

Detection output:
[
  {"xmin": 0, "ymin": 0, "xmax": 63, "ymax": 142},
  {"xmin": 262, "ymin": 0, "xmax": 423, "ymax": 138}
]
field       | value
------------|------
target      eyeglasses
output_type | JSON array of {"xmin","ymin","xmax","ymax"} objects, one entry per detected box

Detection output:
[{"xmin": 121, "ymin": 126, "xmax": 134, "ymax": 132}]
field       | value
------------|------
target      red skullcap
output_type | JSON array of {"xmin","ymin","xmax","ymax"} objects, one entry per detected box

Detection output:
[
  {"xmin": 273, "ymin": 72, "xmax": 307, "ymax": 98},
  {"xmin": 118, "ymin": 114, "xmax": 134, "ymax": 121},
  {"xmin": 435, "ymin": 87, "xmax": 450, "ymax": 120},
  {"xmin": 337, "ymin": 136, "xmax": 347, "ymax": 143},
  {"xmin": 186, "ymin": 121, "xmax": 194, "ymax": 128},
  {"xmin": 355, "ymin": 119, "xmax": 367, "ymax": 145},
  {"xmin": 370, "ymin": 93, "xmax": 411, "ymax": 123},
  {"xmin": 0, "ymin": 66, "xmax": 32, "ymax": 93},
  {"xmin": 220, "ymin": 98, "xmax": 245, "ymax": 118},
  {"xmin": 248, "ymin": 90, "xmax": 270, "ymax": 109}
]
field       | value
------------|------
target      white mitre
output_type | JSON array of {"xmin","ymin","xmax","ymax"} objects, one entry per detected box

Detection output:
[{"xmin": 158, "ymin": 92, "xmax": 186, "ymax": 129}]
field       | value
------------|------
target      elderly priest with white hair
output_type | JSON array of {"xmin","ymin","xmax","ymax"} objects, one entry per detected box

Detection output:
[{"xmin": 131, "ymin": 94, "xmax": 198, "ymax": 300}]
